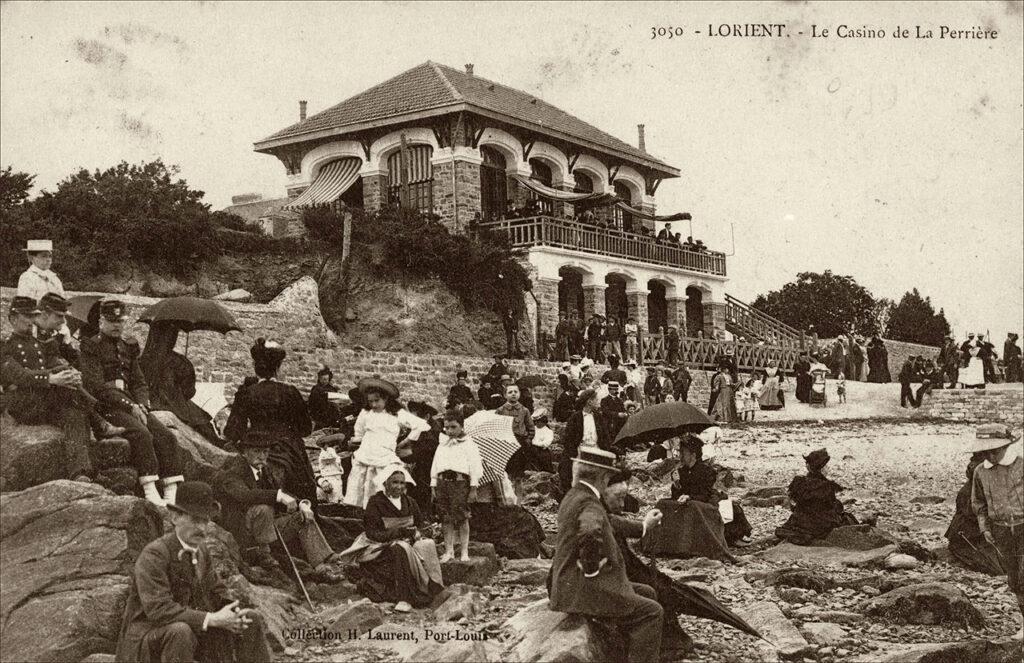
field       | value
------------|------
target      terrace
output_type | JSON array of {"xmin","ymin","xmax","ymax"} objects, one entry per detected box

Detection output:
[{"xmin": 478, "ymin": 215, "xmax": 728, "ymax": 277}]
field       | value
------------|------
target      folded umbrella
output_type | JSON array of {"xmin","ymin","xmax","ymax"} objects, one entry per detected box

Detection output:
[
  {"xmin": 138, "ymin": 296, "xmax": 242, "ymax": 334},
  {"xmin": 464, "ymin": 410, "xmax": 519, "ymax": 485},
  {"xmin": 614, "ymin": 401, "xmax": 714, "ymax": 450}
]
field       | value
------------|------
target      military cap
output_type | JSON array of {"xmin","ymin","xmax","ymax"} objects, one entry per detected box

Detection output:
[
  {"xmin": 99, "ymin": 299, "xmax": 129, "ymax": 322},
  {"xmin": 9, "ymin": 296, "xmax": 40, "ymax": 316},
  {"xmin": 38, "ymin": 292, "xmax": 70, "ymax": 314}
]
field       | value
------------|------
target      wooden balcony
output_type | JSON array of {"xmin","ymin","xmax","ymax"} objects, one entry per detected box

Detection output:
[{"xmin": 479, "ymin": 216, "xmax": 727, "ymax": 277}]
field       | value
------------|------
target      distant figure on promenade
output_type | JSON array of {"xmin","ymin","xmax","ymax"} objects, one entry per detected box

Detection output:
[
  {"xmin": 1005, "ymin": 333, "xmax": 1022, "ymax": 382},
  {"xmin": 866, "ymin": 337, "xmax": 891, "ymax": 383}
]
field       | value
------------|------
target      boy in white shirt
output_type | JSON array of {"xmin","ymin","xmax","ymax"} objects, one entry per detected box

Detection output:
[{"xmin": 431, "ymin": 409, "xmax": 484, "ymax": 562}]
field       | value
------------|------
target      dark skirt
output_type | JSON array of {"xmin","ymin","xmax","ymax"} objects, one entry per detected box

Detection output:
[
  {"xmin": 435, "ymin": 472, "xmax": 471, "ymax": 524},
  {"xmin": 358, "ymin": 545, "xmax": 443, "ymax": 608}
]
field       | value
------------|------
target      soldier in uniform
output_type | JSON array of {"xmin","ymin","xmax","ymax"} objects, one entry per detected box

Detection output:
[
  {"xmin": 34, "ymin": 292, "xmax": 125, "ymax": 439},
  {"xmin": 1, "ymin": 296, "xmax": 94, "ymax": 481},
  {"xmin": 80, "ymin": 299, "xmax": 184, "ymax": 506}
]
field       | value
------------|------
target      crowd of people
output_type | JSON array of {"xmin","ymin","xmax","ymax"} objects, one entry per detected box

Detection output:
[{"xmin": 4, "ymin": 238, "xmax": 1023, "ymax": 661}]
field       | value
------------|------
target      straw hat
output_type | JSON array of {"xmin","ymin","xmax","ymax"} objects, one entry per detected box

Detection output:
[
  {"xmin": 573, "ymin": 448, "xmax": 618, "ymax": 471},
  {"xmin": 965, "ymin": 423, "xmax": 1021, "ymax": 453}
]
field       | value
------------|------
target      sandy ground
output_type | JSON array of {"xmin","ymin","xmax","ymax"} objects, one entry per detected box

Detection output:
[{"xmin": 281, "ymin": 420, "xmax": 1023, "ymax": 663}]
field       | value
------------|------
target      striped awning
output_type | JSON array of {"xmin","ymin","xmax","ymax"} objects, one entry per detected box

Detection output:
[
  {"xmin": 614, "ymin": 201, "xmax": 692, "ymax": 222},
  {"xmin": 386, "ymin": 145, "xmax": 433, "ymax": 184},
  {"xmin": 283, "ymin": 158, "xmax": 361, "ymax": 210},
  {"xmin": 511, "ymin": 173, "xmax": 617, "ymax": 204}
]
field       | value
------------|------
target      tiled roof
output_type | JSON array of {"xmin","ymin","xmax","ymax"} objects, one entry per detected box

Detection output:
[
  {"xmin": 221, "ymin": 197, "xmax": 294, "ymax": 223},
  {"xmin": 258, "ymin": 62, "xmax": 677, "ymax": 174}
]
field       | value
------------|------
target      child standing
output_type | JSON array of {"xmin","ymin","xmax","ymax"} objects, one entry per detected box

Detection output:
[
  {"xmin": 836, "ymin": 372, "xmax": 847, "ymax": 404},
  {"xmin": 970, "ymin": 423, "xmax": 1024, "ymax": 641},
  {"xmin": 316, "ymin": 441, "xmax": 346, "ymax": 504},
  {"xmin": 431, "ymin": 409, "xmax": 484, "ymax": 562}
]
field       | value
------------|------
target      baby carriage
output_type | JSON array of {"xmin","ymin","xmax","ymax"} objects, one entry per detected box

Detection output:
[{"xmin": 809, "ymin": 368, "xmax": 828, "ymax": 407}]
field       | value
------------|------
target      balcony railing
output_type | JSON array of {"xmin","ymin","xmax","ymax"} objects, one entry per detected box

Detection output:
[{"xmin": 479, "ymin": 216, "xmax": 727, "ymax": 276}]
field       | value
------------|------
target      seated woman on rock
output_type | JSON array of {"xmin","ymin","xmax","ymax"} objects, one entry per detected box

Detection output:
[
  {"xmin": 774, "ymin": 448, "xmax": 858, "ymax": 545},
  {"xmin": 670, "ymin": 435, "xmax": 753, "ymax": 547},
  {"xmin": 945, "ymin": 452, "xmax": 1002, "ymax": 575},
  {"xmin": 337, "ymin": 464, "xmax": 444, "ymax": 612}
]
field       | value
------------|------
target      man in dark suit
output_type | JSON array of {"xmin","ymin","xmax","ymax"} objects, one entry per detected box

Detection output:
[
  {"xmin": 600, "ymin": 381, "xmax": 629, "ymax": 439},
  {"xmin": 558, "ymin": 389, "xmax": 614, "ymax": 491},
  {"xmin": 116, "ymin": 481, "xmax": 268, "ymax": 663},
  {"xmin": 80, "ymin": 299, "xmax": 183, "ymax": 506},
  {"xmin": 548, "ymin": 448, "xmax": 665, "ymax": 663},
  {"xmin": 216, "ymin": 431, "xmax": 334, "ymax": 571}
]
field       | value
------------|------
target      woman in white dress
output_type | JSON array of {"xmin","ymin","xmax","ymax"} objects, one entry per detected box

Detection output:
[{"xmin": 958, "ymin": 345, "xmax": 986, "ymax": 388}]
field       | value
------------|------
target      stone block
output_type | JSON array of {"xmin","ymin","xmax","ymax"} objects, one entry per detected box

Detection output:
[
  {"xmin": 759, "ymin": 542, "xmax": 898, "ymax": 568},
  {"xmin": 801, "ymin": 622, "xmax": 847, "ymax": 646},
  {"xmin": 503, "ymin": 558, "xmax": 551, "ymax": 587},
  {"xmin": 322, "ymin": 598, "xmax": 385, "ymax": 638},
  {"xmin": 502, "ymin": 598, "xmax": 619, "ymax": 662},
  {"xmin": 735, "ymin": 601, "xmax": 814, "ymax": 659}
]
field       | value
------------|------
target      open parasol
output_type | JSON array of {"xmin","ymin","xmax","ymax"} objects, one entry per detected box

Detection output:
[
  {"xmin": 138, "ymin": 296, "xmax": 242, "ymax": 334},
  {"xmin": 464, "ymin": 410, "xmax": 520, "ymax": 485},
  {"xmin": 614, "ymin": 401, "xmax": 714, "ymax": 450},
  {"xmin": 65, "ymin": 295, "xmax": 103, "ymax": 335}
]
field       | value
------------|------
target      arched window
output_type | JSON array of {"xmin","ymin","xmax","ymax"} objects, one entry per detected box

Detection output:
[
  {"xmin": 385, "ymin": 145, "xmax": 434, "ymax": 214},
  {"xmin": 572, "ymin": 171, "xmax": 594, "ymax": 218},
  {"xmin": 480, "ymin": 146, "xmax": 508, "ymax": 221},
  {"xmin": 613, "ymin": 181, "xmax": 634, "ymax": 232}
]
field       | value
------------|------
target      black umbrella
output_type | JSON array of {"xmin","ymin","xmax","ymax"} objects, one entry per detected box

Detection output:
[
  {"xmin": 138, "ymin": 297, "xmax": 242, "ymax": 334},
  {"xmin": 516, "ymin": 374, "xmax": 548, "ymax": 390},
  {"xmin": 66, "ymin": 295, "xmax": 103, "ymax": 335},
  {"xmin": 614, "ymin": 401, "xmax": 714, "ymax": 449}
]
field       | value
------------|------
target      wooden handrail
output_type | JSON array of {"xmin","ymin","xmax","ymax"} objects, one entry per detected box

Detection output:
[{"xmin": 480, "ymin": 217, "xmax": 727, "ymax": 277}]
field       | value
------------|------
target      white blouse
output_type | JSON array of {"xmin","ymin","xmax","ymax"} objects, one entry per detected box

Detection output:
[{"xmin": 352, "ymin": 408, "xmax": 430, "ymax": 467}]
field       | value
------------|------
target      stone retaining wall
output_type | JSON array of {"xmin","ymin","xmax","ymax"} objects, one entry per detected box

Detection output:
[{"xmin": 917, "ymin": 387, "xmax": 1023, "ymax": 425}]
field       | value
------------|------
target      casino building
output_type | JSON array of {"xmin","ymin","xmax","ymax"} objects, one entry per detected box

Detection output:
[{"xmin": 255, "ymin": 61, "xmax": 787, "ymax": 359}]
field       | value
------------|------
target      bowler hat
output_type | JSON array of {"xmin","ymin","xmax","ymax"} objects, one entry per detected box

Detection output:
[
  {"xmin": 965, "ymin": 423, "xmax": 1021, "ymax": 453},
  {"xmin": 238, "ymin": 430, "xmax": 275, "ymax": 449},
  {"xmin": 22, "ymin": 239, "xmax": 52, "ymax": 252},
  {"xmin": 167, "ymin": 481, "xmax": 220, "ymax": 521},
  {"xmin": 99, "ymin": 299, "xmax": 129, "ymax": 322},
  {"xmin": 804, "ymin": 448, "xmax": 831, "ymax": 471},
  {"xmin": 573, "ymin": 447, "xmax": 618, "ymax": 471},
  {"xmin": 38, "ymin": 292, "xmax": 69, "ymax": 314},
  {"xmin": 8, "ymin": 296, "xmax": 40, "ymax": 316}
]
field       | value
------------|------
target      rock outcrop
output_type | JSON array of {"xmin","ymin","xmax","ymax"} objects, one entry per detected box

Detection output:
[
  {"xmin": 501, "ymin": 599, "xmax": 620, "ymax": 662},
  {"xmin": 863, "ymin": 582, "xmax": 986, "ymax": 629},
  {"xmin": 0, "ymin": 481, "xmax": 163, "ymax": 662}
]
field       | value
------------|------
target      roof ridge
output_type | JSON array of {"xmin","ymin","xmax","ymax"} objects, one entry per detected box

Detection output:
[{"xmin": 429, "ymin": 61, "xmax": 464, "ymax": 102}]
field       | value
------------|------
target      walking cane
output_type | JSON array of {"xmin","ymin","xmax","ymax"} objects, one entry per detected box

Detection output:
[
  {"xmin": 960, "ymin": 532, "xmax": 1004, "ymax": 563},
  {"xmin": 274, "ymin": 524, "xmax": 316, "ymax": 611}
]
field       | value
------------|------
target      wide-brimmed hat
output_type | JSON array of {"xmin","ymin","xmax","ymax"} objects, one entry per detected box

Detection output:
[
  {"xmin": 573, "ymin": 447, "xmax": 618, "ymax": 471},
  {"xmin": 358, "ymin": 376, "xmax": 399, "ymax": 399},
  {"xmin": 531, "ymin": 407, "xmax": 548, "ymax": 420},
  {"xmin": 37, "ymin": 293, "xmax": 70, "ymax": 314},
  {"xmin": 965, "ymin": 424, "xmax": 1021, "ymax": 453},
  {"xmin": 167, "ymin": 481, "xmax": 220, "ymax": 521},
  {"xmin": 23, "ymin": 239, "xmax": 52, "ymax": 252},
  {"xmin": 680, "ymin": 434, "xmax": 704, "ymax": 454},
  {"xmin": 99, "ymin": 299, "xmax": 129, "ymax": 322},
  {"xmin": 250, "ymin": 338, "xmax": 286, "ymax": 363},
  {"xmin": 8, "ymin": 296, "xmax": 40, "ymax": 316},
  {"xmin": 575, "ymin": 388, "xmax": 597, "ymax": 409},
  {"xmin": 804, "ymin": 448, "xmax": 830, "ymax": 471},
  {"xmin": 238, "ymin": 429, "xmax": 275, "ymax": 449},
  {"xmin": 569, "ymin": 354, "xmax": 582, "ymax": 361}
]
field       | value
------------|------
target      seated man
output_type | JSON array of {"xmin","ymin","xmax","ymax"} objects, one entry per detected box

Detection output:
[
  {"xmin": 216, "ymin": 430, "xmax": 335, "ymax": 571},
  {"xmin": 944, "ymin": 452, "xmax": 1002, "ymax": 575},
  {"xmin": 116, "ymin": 481, "xmax": 268, "ymax": 663},
  {"xmin": 80, "ymin": 299, "xmax": 184, "ymax": 506},
  {"xmin": 1, "ymin": 296, "xmax": 95, "ymax": 482},
  {"xmin": 549, "ymin": 448, "xmax": 664, "ymax": 663},
  {"xmin": 775, "ymin": 448, "xmax": 858, "ymax": 545},
  {"xmin": 445, "ymin": 370, "xmax": 474, "ymax": 409}
]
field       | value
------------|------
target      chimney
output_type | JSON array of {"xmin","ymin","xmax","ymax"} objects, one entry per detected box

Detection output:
[
  {"xmin": 299, "ymin": 100, "xmax": 308, "ymax": 121},
  {"xmin": 637, "ymin": 124, "xmax": 646, "ymax": 152},
  {"xmin": 465, "ymin": 63, "xmax": 474, "ymax": 76}
]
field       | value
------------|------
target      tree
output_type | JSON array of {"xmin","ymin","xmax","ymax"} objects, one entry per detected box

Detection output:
[
  {"xmin": 0, "ymin": 166, "xmax": 34, "ymax": 211},
  {"xmin": 0, "ymin": 167, "xmax": 37, "ymax": 284},
  {"xmin": 751, "ymin": 271, "xmax": 880, "ymax": 337},
  {"xmin": 884, "ymin": 289, "xmax": 950, "ymax": 346}
]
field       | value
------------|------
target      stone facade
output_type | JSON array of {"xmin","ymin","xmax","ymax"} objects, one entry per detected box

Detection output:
[
  {"xmin": 917, "ymin": 388, "xmax": 1023, "ymax": 425},
  {"xmin": 666, "ymin": 296, "xmax": 686, "ymax": 331},
  {"xmin": 703, "ymin": 301, "xmax": 727, "ymax": 339},
  {"xmin": 626, "ymin": 290, "xmax": 648, "ymax": 331},
  {"xmin": 532, "ymin": 276, "xmax": 561, "ymax": 341},
  {"xmin": 582, "ymin": 285, "xmax": 606, "ymax": 320},
  {"xmin": 361, "ymin": 173, "xmax": 385, "ymax": 212}
]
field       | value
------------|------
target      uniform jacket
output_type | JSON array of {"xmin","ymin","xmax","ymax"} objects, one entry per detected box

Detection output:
[
  {"xmin": 80, "ymin": 333, "xmax": 149, "ymax": 412},
  {"xmin": 38, "ymin": 328, "xmax": 79, "ymax": 368},
  {"xmin": 549, "ymin": 484, "xmax": 639, "ymax": 616},
  {"xmin": 1, "ymin": 331, "xmax": 61, "ymax": 417},
  {"xmin": 115, "ymin": 533, "xmax": 231, "ymax": 662},
  {"xmin": 215, "ymin": 454, "xmax": 281, "ymax": 549}
]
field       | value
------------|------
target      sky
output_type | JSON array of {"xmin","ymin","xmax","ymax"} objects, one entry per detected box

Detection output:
[{"xmin": 2, "ymin": 1, "xmax": 1022, "ymax": 337}]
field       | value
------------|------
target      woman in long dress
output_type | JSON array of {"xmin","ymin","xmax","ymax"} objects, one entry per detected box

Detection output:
[
  {"xmin": 670, "ymin": 436, "xmax": 753, "ymax": 546},
  {"xmin": 337, "ymin": 465, "xmax": 444, "ymax": 612},
  {"xmin": 958, "ymin": 345, "xmax": 986, "ymax": 388},
  {"xmin": 775, "ymin": 448, "xmax": 857, "ymax": 545},
  {"xmin": 867, "ymin": 337, "xmax": 892, "ymax": 383},
  {"xmin": 344, "ymin": 379, "xmax": 430, "ymax": 508},
  {"xmin": 224, "ymin": 338, "xmax": 316, "ymax": 502},
  {"xmin": 711, "ymin": 370, "xmax": 737, "ymax": 423},
  {"xmin": 758, "ymin": 363, "xmax": 786, "ymax": 410}
]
